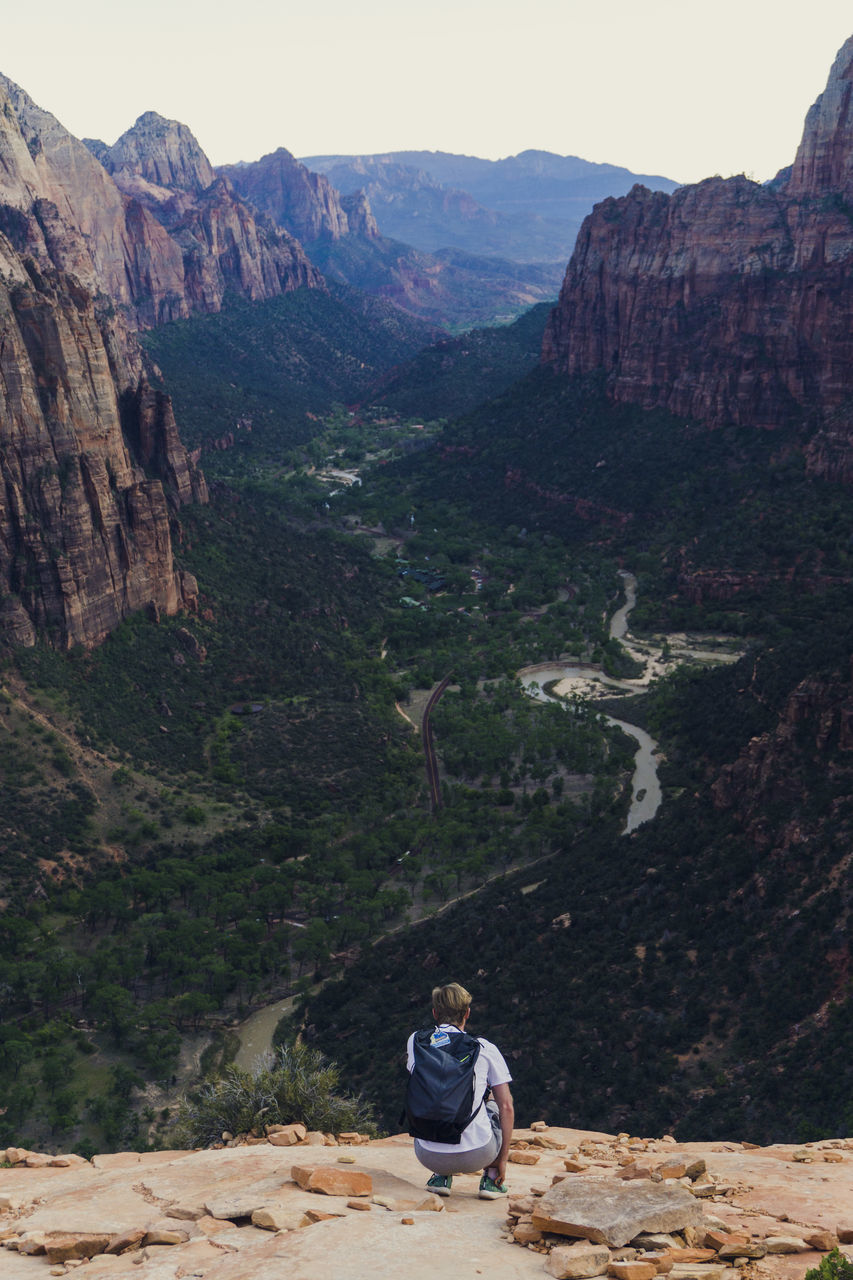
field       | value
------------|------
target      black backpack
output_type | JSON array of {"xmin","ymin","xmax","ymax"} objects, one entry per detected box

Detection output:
[{"xmin": 404, "ymin": 1028, "xmax": 483, "ymax": 1144}]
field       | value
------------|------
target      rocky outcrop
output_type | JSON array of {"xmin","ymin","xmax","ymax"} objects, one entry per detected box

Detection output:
[
  {"xmin": 0, "ymin": 79, "xmax": 209, "ymax": 649},
  {"xmin": 101, "ymin": 111, "xmax": 216, "ymax": 195},
  {"xmin": 711, "ymin": 670, "xmax": 853, "ymax": 844},
  {"xmin": 542, "ymin": 35, "xmax": 853, "ymax": 468},
  {"xmin": 219, "ymin": 147, "xmax": 376, "ymax": 244},
  {"xmin": 2, "ymin": 1128, "xmax": 851, "ymax": 1280},
  {"xmin": 786, "ymin": 37, "xmax": 853, "ymax": 198},
  {"xmin": 0, "ymin": 73, "xmax": 187, "ymax": 328},
  {"xmin": 91, "ymin": 117, "xmax": 324, "ymax": 317}
]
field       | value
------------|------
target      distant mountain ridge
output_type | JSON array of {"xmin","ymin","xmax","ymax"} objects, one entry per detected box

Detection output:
[
  {"xmin": 219, "ymin": 147, "xmax": 563, "ymax": 326},
  {"xmin": 300, "ymin": 149, "xmax": 680, "ymax": 263}
]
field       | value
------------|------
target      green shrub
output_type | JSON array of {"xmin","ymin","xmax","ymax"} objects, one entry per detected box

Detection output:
[
  {"xmin": 805, "ymin": 1250, "xmax": 853, "ymax": 1280},
  {"xmin": 172, "ymin": 1041, "xmax": 377, "ymax": 1148}
]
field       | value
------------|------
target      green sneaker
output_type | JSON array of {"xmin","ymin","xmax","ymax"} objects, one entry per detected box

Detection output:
[
  {"xmin": 426, "ymin": 1173, "xmax": 453, "ymax": 1196},
  {"xmin": 478, "ymin": 1172, "xmax": 508, "ymax": 1199}
]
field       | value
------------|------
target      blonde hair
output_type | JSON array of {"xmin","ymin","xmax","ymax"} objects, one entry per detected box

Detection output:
[{"xmin": 432, "ymin": 982, "xmax": 472, "ymax": 1026}]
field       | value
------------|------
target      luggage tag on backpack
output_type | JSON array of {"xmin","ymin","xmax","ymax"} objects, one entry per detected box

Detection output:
[{"xmin": 430, "ymin": 1030, "xmax": 451, "ymax": 1047}]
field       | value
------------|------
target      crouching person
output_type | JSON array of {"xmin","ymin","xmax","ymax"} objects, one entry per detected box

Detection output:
[{"xmin": 405, "ymin": 981, "xmax": 514, "ymax": 1199}]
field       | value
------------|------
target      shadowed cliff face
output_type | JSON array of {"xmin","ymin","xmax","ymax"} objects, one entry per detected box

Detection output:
[
  {"xmin": 0, "ymin": 81, "xmax": 214, "ymax": 649},
  {"xmin": 542, "ymin": 34, "xmax": 853, "ymax": 474},
  {"xmin": 0, "ymin": 242, "xmax": 207, "ymax": 649}
]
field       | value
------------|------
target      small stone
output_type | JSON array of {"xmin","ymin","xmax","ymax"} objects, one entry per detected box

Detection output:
[
  {"xmin": 338, "ymin": 1155, "xmax": 357, "ymax": 1164},
  {"xmin": 251, "ymin": 1206, "xmax": 310, "ymax": 1231},
  {"xmin": 823, "ymin": 1152, "xmax": 844, "ymax": 1163},
  {"xmin": 304, "ymin": 1131, "xmax": 326, "ymax": 1146},
  {"xmin": 142, "ymin": 1228, "xmax": 189, "ymax": 1246},
  {"xmin": 836, "ymin": 1226, "xmax": 853, "ymax": 1244},
  {"xmin": 716, "ymin": 1237, "xmax": 767, "ymax": 1260},
  {"xmin": 304, "ymin": 1209, "xmax": 341, "ymax": 1223},
  {"xmin": 105, "ymin": 1229, "xmax": 146, "ymax": 1254},
  {"xmin": 704, "ymin": 1230, "xmax": 734, "ymax": 1251},
  {"xmin": 632, "ymin": 1235, "xmax": 679, "ymax": 1251},
  {"xmin": 609, "ymin": 1263, "xmax": 658, "ymax": 1280},
  {"xmin": 509, "ymin": 1151, "xmax": 541, "ymax": 1165},
  {"xmin": 267, "ymin": 1123, "xmax": 307, "ymax": 1147},
  {"xmin": 764, "ymin": 1237, "xmax": 810, "ymax": 1254},
  {"xmin": 533, "ymin": 1135, "xmax": 568, "ymax": 1150},
  {"xmin": 401, "ymin": 1217, "xmax": 415, "ymax": 1225},
  {"xmin": 545, "ymin": 1241, "xmax": 612, "ymax": 1278},
  {"xmin": 508, "ymin": 1195, "xmax": 536, "ymax": 1215},
  {"xmin": 791, "ymin": 1149, "xmax": 812, "ymax": 1163},
  {"xmin": 531, "ymin": 1122, "xmax": 549, "ymax": 1131},
  {"xmin": 684, "ymin": 1160, "xmax": 706, "ymax": 1181},
  {"xmin": 514, "ymin": 1223, "xmax": 544, "ymax": 1243},
  {"xmin": 740, "ymin": 1142, "xmax": 760, "ymax": 1151},
  {"xmin": 804, "ymin": 1230, "xmax": 838, "ymax": 1251},
  {"xmin": 347, "ymin": 1200, "xmax": 371, "ymax": 1211},
  {"xmin": 642, "ymin": 1253, "xmax": 674, "ymax": 1274},
  {"xmin": 566, "ymin": 1159, "xmax": 591, "ymax": 1173},
  {"xmin": 656, "ymin": 1161, "xmax": 687, "ymax": 1181}
]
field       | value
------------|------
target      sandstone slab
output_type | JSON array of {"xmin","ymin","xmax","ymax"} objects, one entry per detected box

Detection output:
[
  {"xmin": 291, "ymin": 1164, "xmax": 372, "ymax": 1197},
  {"xmin": 44, "ymin": 1231, "xmax": 111, "ymax": 1262},
  {"xmin": 251, "ymin": 1205, "xmax": 310, "ymax": 1231},
  {"xmin": 532, "ymin": 1178, "xmax": 705, "ymax": 1247}
]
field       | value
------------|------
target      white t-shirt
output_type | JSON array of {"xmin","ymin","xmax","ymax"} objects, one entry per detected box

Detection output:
[{"xmin": 406, "ymin": 1023, "xmax": 513, "ymax": 1153}]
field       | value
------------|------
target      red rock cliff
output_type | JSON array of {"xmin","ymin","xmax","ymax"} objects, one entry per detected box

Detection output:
[
  {"xmin": 542, "ymin": 34, "xmax": 853, "ymax": 469},
  {"xmin": 0, "ymin": 80, "xmax": 210, "ymax": 649},
  {"xmin": 90, "ymin": 114, "xmax": 324, "ymax": 318},
  {"xmin": 0, "ymin": 242, "xmax": 206, "ymax": 649}
]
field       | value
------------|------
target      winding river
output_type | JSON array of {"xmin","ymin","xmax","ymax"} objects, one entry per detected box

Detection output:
[{"xmin": 518, "ymin": 572, "xmax": 662, "ymax": 835}]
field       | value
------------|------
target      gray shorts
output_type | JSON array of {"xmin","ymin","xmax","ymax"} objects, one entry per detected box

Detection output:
[{"xmin": 414, "ymin": 1100, "xmax": 501, "ymax": 1175}]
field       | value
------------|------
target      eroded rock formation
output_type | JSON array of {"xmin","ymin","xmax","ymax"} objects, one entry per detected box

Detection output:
[
  {"xmin": 90, "ymin": 114, "xmax": 324, "ymax": 316},
  {"xmin": 542, "ymin": 35, "xmax": 853, "ymax": 476},
  {"xmin": 0, "ymin": 78, "xmax": 214, "ymax": 649},
  {"xmin": 220, "ymin": 147, "xmax": 379, "ymax": 245}
]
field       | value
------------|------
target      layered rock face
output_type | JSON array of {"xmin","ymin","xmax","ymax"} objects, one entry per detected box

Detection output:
[
  {"xmin": 0, "ymin": 75, "xmax": 186, "ymax": 328},
  {"xmin": 91, "ymin": 115, "xmax": 323, "ymax": 317},
  {"xmin": 0, "ymin": 237, "xmax": 207, "ymax": 649},
  {"xmin": 542, "ymin": 34, "xmax": 853, "ymax": 468},
  {"xmin": 219, "ymin": 147, "xmax": 378, "ymax": 245},
  {"xmin": 0, "ymin": 79, "xmax": 213, "ymax": 649}
]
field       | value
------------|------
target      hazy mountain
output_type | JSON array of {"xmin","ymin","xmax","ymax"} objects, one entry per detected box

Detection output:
[
  {"xmin": 221, "ymin": 147, "xmax": 562, "ymax": 327},
  {"xmin": 301, "ymin": 149, "xmax": 680, "ymax": 262}
]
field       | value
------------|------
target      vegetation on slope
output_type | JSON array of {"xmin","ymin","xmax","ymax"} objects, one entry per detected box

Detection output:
[{"xmin": 3, "ymin": 285, "xmax": 853, "ymax": 1154}]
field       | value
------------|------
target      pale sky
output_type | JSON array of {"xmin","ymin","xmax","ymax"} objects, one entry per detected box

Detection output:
[{"xmin": 3, "ymin": 1, "xmax": 851, "ymax": 186}]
